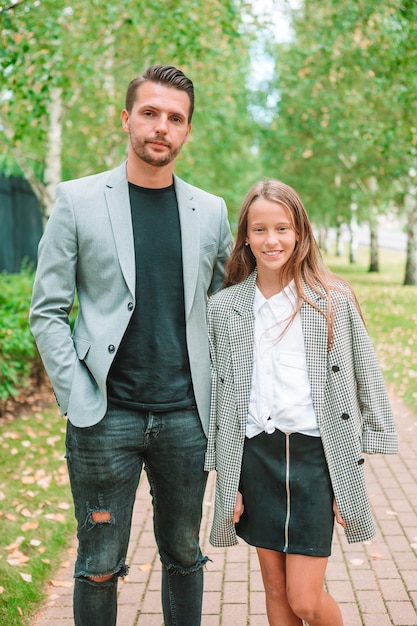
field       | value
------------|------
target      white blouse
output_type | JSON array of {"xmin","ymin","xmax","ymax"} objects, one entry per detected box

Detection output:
[{"xmin": 246, "ymin": 282, "xmax": 320, "ymax": 439}]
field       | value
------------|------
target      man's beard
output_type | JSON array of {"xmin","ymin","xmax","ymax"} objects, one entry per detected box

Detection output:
[{"xmin": 130, "ymin": 135, "xmax": 182, "ymax": 167}]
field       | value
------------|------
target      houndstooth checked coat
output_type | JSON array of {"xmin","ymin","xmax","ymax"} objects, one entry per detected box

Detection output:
[{"xmin": 204, "ymin": 270, "xmax": 398, "ymax": 547}]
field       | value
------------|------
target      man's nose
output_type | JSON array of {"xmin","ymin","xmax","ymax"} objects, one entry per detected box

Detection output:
[{"xmin": 155, "ymin": 115, "xmax": 169, "ymax": 134}]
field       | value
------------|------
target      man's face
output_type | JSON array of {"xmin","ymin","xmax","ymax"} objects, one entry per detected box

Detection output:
[{"xmin": 121, "ymin": 81, "xmax": 192, "ymax": 168}]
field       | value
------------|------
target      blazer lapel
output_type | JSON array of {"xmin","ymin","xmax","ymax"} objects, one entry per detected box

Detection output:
[
  {"xmin": 105, "ymin": 163, "xmax": 136, "ymax": 297},
  {"xmin": 301, "ymin": 282, "xmax": 328, "ymax": 424},
  {"xmin": 228, "ymin": 272, "xmax": 257, "ymax": 425},
  {"xmin": 174, "ymin": 175, "xmax": 200, "ymax": 320}
]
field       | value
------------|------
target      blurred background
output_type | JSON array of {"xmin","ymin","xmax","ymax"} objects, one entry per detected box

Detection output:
[{"xmin": 1, "ymin": 0, "xmax": 416, "ymax": 283}]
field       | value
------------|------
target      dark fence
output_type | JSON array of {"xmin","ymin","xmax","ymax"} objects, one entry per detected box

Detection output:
[{"xmin": 0, "ymin": 175, "xmax": 43, "ymax": 273}]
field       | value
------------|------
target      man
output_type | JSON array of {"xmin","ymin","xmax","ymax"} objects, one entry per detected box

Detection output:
[{"xmin": 29, "ymin": 64, "xmax": 233, "ymax": 626}]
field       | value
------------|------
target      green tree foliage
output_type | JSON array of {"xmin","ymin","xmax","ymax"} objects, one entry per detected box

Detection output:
[
  {"xmin": 1, "ymin": 0, "xmax": 259, "ymax": 221},
  {"xmin": 257, "ymin": 0, "xmax": 417, "ymax": 254}
]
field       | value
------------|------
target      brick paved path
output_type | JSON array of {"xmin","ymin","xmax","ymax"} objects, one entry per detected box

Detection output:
[{"xmin": 31, "ymin": 393, "xmax": 417, "ymax": 625}]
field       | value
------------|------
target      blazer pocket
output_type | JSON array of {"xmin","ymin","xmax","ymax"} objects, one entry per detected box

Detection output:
[{"xmin": 73, "ymin": 335, "xmax": 91, "ymax": 360}]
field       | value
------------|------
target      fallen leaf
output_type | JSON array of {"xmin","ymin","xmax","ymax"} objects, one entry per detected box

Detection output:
[
  {"xmin": 57, "ymin": 502, "xmax": 71, "ymax": 510},
  {"xmin": 50, "ymin": 580, "xmax": 73, "ymax": 588},
  {"xmin": 30, "ymin": 539, "xmax": 42, "ymax": 547},
  {"xmin": 370, "ymin": 553, "xmax": 381, "ymax": 559},
  {"xmin": 45, "ymin": 513, "xmax": 66, "ymax": 523},
  {"xmin": 349, "ymin": 558, "xmax": 364, "ymax": 566},
  {"xmin": 386, "ymin": 510, "xmax": 398, "ymax": 516},
  {"xmin": 5, "ymin": 537, "xmax": 24, "ymax": 551},
  {"xmin": 138, "ymin": 563, "xmax": 152, "ymax": 572},
  {"xmin": 0, "ymin": 586, "xmax": 4, "ymax": 594},
  {"xmin": 22, "ymin": 476, "xmax": 35, "ymax": 485},
  {"xmin": 37, "ymin": 476, "xmax": 52, "ymax": 489},
  {"xmin": 20, "ymin": 573, "xmax": 32, "ymax": 583},
  {"xmin": 22, "ymin": 521, "xmax": 39, "ymax": 532}
]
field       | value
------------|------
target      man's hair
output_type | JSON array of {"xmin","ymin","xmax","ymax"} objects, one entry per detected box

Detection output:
[{"xmin": 125, "ymin": 65, "xmax": 195, "ymax": 122}]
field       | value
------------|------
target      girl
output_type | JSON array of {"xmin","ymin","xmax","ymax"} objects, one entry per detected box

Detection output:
[{"xmin": 205, "ymin": 179, "xmax": 397, "ymax": 625}]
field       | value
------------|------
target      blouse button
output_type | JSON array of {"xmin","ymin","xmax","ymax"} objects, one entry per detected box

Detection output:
[
  {"xmin": 108, "ymin": 344, "xmax": 115, "ymax": 354},
  {"xmin": 127, "ymin": 302, "xmax": 134, "ymax": 311},
  {"xmin": 332, "ymin": 365, "xmax": 340, "ymax": 372},
  {"xmin": 341, "ymin": 413, "xmax": 350, "ymax": 420},
  {"xmin": 358, "ymin": 458, "xmax": 365, "ymax": 465}
]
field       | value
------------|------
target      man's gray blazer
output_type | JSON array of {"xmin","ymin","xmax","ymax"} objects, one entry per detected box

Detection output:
[{"xmin": 29, "ymin": 162, "xmax": 233, "ymax": 434}]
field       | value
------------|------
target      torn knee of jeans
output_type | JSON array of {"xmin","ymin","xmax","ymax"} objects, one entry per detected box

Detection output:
[
  {"xmin": 75, "ymin": 560, "xmax": 129, "ymax": 585},
  {"xmin": 165, "ymin": 555, "xmax": 210, "ymax": 576},
  {"xmin": 83, "ymin": 504, "xmax": 114, "ymax": 531},
  {"xmin": 91, "ymin": 510, "xmax": 112, "ymax": 524}
]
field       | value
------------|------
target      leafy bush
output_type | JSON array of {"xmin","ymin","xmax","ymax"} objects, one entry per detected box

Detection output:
[{"xmin": 0, "ymin": 270, "xmax": 38, "ymax": 408}]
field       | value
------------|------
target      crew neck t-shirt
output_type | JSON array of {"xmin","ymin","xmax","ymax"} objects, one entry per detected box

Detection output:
[{"xmin": 107, "ymin": 182, "xmax": 195, "ymax": 411}]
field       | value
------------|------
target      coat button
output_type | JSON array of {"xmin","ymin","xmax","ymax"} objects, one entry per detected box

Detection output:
[
  {"xmin": 358, "ymin": 458, "xmax": 365, "ymax": 465},
  {"xmin": 341, "ymin": 413, "xmax": 350, "ymax": 420},
  {"xmin": 108, "ymin": 344, "xmax": 115, "ymax": 353},
  {"xmin": 332, "ymin": 365, "xmax": 340, "ymax": 372},
  {"xmin": 127, "ymin": 302, "xmax": 134, "ymax": 311}
]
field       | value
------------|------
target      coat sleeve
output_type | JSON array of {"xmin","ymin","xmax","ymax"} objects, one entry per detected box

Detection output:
[
  {"xmin": 29, "ymin": 184, "xmax": 78, "ymax": 415},
  {"xmin": 348, "ymin": 298, "xmax": 398, "ymax": 454},
  {"xmin": 204, "ymin": 298, "xmax": 218, "ymax": 471}
]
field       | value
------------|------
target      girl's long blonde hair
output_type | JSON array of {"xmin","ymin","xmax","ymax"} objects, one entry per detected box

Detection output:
[{"xmin": 225, "ymin": 178, "xmax": 364, "ymax": 349}]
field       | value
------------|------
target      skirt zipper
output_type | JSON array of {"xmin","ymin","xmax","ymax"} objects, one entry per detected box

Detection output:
[{"xmin": 284, "ymin": 432, "xmax": 291, "ymax": 552}]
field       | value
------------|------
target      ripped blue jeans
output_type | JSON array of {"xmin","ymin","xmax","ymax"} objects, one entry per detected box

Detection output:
[{"xmin": 65, "ymin": 403, "xmax": 209, "ymax": 626}]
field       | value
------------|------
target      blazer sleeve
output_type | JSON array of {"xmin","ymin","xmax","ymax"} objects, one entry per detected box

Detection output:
[
  {"xmin": 29, "ymin": 184, "xmax": 78, "ymax": 415},
  {"xmin": 208, "ymin": 198, "xmax": 233, "ymax": 295},
  {"xmin": 348, "ymin": 298, "xmax": 398, "ymax": 454}
]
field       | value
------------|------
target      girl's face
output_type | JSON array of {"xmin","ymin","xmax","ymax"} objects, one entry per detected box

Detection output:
[{"xmin": 246, "ymin": 198, "xmax": 297, "ymax": 280}]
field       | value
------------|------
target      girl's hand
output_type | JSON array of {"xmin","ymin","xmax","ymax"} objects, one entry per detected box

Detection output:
[
  {"xmin": 233, "ymin": 490, "xmax": 245, "ymax": 523},
  {"xmin": 333, "ymin": 498, "xmax": 347, "ymax": 528}
]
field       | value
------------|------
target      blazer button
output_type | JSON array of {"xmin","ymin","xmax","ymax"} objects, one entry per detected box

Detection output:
[
  {"xmin": 341, "ymin": 413, "xmax": 350, "ymax": 420},
  {"xmin": 108, "ymin": 344, "xmax": 115, "ymax": 354},
  {"xmin": 332, "ymin": 365, "xmax": 340, "ymax": 372},
  {"xmin": 128, "ymin": 302, "xmax": 134, "ymax": 311},
  {"xmin": 358, "ymin": 458, "xmax": 365, "ymax": 465}
]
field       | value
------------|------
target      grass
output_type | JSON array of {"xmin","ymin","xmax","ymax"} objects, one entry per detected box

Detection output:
[
  {"xmin": 325, "ymin": 245, "xmax": 417, "ymax": 410},
  {"xmin": 0, "ymin": 245, "xmax": 416, "ymax": 625},
  {"xmin": 0, "ymin": 406, "xmax": 75, "ymax": 626}
]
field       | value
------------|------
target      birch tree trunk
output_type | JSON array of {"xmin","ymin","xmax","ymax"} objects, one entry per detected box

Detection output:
[
  {"xmin": 404, "ymin": 190, "xmax": 417, "ymax": 286},
  {"xmin": 367, "ymin": 177, "xmax": 379, "ymax": 272},
  {"xmin": 43, "ymin": 87, "xmax": 63, "ymax": 221},
  {"xmin": 368, "ymin": 213, "xmax": 379, "ymax": 272},
  {"xmin": 349, "ymin": 206, "xmax": 358, "ymax": 264}
]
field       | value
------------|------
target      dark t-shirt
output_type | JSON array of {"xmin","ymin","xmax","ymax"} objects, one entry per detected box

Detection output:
[{"xmin": 107, "ymin": 182, "xmax": 195, "ymax": 411}]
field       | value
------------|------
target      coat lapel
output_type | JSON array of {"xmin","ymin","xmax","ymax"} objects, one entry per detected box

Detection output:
[
  {"xmin": 301, "ymin": 282, "xmax": 328, "ymax": 424},
  {"xmin": 228, "ymin": 272, "xmax": 257, "ymax": 424},
  {"xmin": 174, "ymin": 175, "xmax": 199, "ymax": 320},
  {"xmin": 104, "ymin": 162, "xmax": 136, "ymax": 297}
]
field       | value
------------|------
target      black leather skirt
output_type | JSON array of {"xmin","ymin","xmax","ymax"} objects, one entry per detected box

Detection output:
[{"xmin": 236, "ymin": 428, "xmax": 335, "ymax": 557}]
